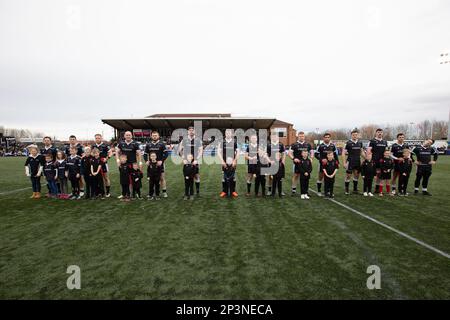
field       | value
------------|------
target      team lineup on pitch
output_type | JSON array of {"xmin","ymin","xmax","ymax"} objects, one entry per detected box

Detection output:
[{"xmin": 23, "ymin": 126, "xmax": 439, "ymax": 203}]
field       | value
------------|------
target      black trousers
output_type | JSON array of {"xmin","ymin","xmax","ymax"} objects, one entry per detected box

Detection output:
[
  {"xmin": 185, "ymin": 178, "xmax": 194, "ymax": 196},
  {"xmin": 92, "ymin": 175, "xmax": 104, "ymax": 197},
  {"xmin": 300, "ymin": 176, "xmax": 309, "ymax": 195},
  {"xmin": 324, "ymin": 177, "xmax": 335, "ymax": 195},
  {"xmin": 398, "ymin": 173, "xmax": 410, "ymax": 194},
  {"xmin": 84, "ymin": 175, "xmax": 92, "ymax": 198},
  {"xmin": 69, "ymin": 176, "xmax": 80, "ymax": 195},
  {"xmin": 363, "ymin": 177, "xmax": 374, "ymax": 193},
  {"xmin": 121, "ymin": 183, "xmax": 130, "ymax": 198},
  {"xmin": 272, "ymin": 177, "xmax": 282, "ymax": 196},
  {"xmin": 133, "ymin": 184, "xmax": 141, "ymax": 197},
  {"xmin": 414, "ymin": 165, "xmax": 432, "ymax": 189},
  {"xmin": 30, "ymin": 176, "xmax": 41, "ymax": 192},
  {"xmin": 149, "ymin": 178, "xmax": 160, "ymax": 196},
  {"xmin": 224, "ymin": 179, "xmax": 236, "ymax": 196},
  {"xmin": 255, "ymin": 175, "xmax": 266, "ymax": 195}
]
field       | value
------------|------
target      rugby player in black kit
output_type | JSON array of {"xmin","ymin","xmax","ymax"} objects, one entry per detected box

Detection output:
[
  {"xmin": 217, "ymin": 129, "xmax": 239, "ymax": 198},
  {"xmin": 115, "ymin": 131, "xmax": 142, "ymax": 199},
  {"xmin": 342, "ymin": 129, "xmax": 364, "ymax": 195},
  {"xmin": 314, "ymin": 133, "xmax": 339, "ymax": 196},
  {"xmin": 144, "ymin": 131, "xmax": 169, "ymax": 198},
  {"xmin": 390, "ymin": 133, "xmax": 411, "ymax": 195},
  {"xmin": 412, "ymin": 139, "xmax": 438, "ymax": 196},
  {"xmin": 92, "ymin": 134, "xmax": 112, "ymax": 197},
  {"xmin": 288, "ymin": 131, "xmax": 314, "ymax": 196},
  {"xmin": 366, "ymin": 128, "xmax": 388, "ymax": 194},
  {"xmin": 178, "ymin": 126, "xmax": 203, "ymax": 196},
  {"xmin": 267, "ymin": 131, "xmax": 286, "ymax": 196}
]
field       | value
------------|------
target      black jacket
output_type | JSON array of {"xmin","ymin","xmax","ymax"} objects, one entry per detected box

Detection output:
[{"xmin": 361, "ymin": 160, "xmax": 376, "ymax": 178}]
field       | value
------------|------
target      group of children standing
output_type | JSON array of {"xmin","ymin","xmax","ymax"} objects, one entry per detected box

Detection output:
[{"xmin": 25, "ymin": 144, "xmax": 108, "ymax": 200}]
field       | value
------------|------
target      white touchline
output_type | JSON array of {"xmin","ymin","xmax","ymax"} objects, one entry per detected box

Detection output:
[
  {"xmin": 310, "ymin": 190, "xmax": 450, "ymax": 260},
  {"xmin": 0, "ymin": 187, "xmax": 32, "ymax": 196}
]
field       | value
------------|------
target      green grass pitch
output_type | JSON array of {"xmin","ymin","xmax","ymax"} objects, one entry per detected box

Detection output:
[{"xmin": 0, "ymin": 156, "xmax": 449, "ymax": 299}]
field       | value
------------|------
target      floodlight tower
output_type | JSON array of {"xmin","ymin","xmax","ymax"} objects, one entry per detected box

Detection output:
[{"xmin": 439, "ymin": 51, "xmax": 450, "ymax": 64}]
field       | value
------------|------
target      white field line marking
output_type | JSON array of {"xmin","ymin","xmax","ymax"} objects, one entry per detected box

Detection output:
[
  {"xmin": 0, "ymin": 186, "xmax": 32, "ymax": 196},
  {"xmin": 310, "ymin": 190, "xmax": 450, "ymax": 260}
]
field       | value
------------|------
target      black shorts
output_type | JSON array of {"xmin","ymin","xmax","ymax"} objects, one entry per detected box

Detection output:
[
  {"xmin": 248, "ymin": 164, "xmax": 258, "ymax": 174},
  {"xmin": 346, "ymin": 162, "xmax": 361, "ymax": 174},
  {"xmin": 101, "ymin": 162, "xmax": 109, "ymax": 173},
  {"xmin": 380, "ymin": 171, "xmax": 392, "ymax": 180},
  {"xmin": 294, "ymin": 163, "xmax": 301, "ymax": 174},
  {"xmin": 416, "ymin": 165, "xmax": 432, "ymax": 176}
]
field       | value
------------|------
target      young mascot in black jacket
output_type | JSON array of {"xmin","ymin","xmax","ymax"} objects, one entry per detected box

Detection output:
[
  {"xmin": 130, "ymin": 163, "xmax": 143, "ymax": 199},
  {"xmin": 361, "ymin": 153, "xmax": 376, "ymax": 196},
  {"xmin": 398, "ymin": 149, "xmax": 413, "ymax": 196},
  {"xmin": 118, "ymin": 155, "xmax": 131, "ymax": 202},
  {"xmin": 147, "ymin": 152, "xmax": 163, "ymax": 200},
  {"xmin": 298, "ymin": 150, "xmax": 312, "ymax": 199},
  {"xmin": 183, "ymin": 154, "xmax": 196, "ymax": 200}
]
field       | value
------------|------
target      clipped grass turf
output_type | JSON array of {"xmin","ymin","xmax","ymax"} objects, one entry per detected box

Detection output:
[{"xmin": 0, "ymin": 156, "xmax": 449, "ymax": 299}]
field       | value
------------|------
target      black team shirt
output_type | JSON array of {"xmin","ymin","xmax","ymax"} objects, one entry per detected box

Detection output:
[
  {"xmin": 323, "ymin": 159, "xmax": 339, "ymax": 176},
  {"xmin": 344, "ymin": 140, "xmax": 363, "ymax": 165},
  {"xmin": 222, "ymin": 139, "xmax": 238, "ymax": 161},
  {"xmin": 315, "ymin": 143, "xmax": 339, "ymax": 162},
  {"xmin": 43, "ymin": 161, "xmax": 57, "ymax": 181},
  {"xmin": 66, "ymin": 155, "xmax": 81, "ymax": 178},
  {"xmin": 361, "ymin": 159, "xmax": 376, "ymax": 178},
  {"xmin": 40, "ymin": 146, "xmax": 58, "ymax": 161},
  {"xmin": 267, "ymin": 142, "xmax": 285, "ymax": 158},
  {"xmin": 246, "ymin": 143, "xmax": 260, "ymax": 165},
  {"xmin": 56, "ymin": 160, "xmax": 67, "ymax": 179},
  {"xmin": 65, "ymin": 144, "xmax": 84, "ymax": 157},
  {"xmin": 25, "ymin": 155, "xmax": 44, "ymax": 176},
  {"xmin": 368, "ymin": 138, "xmax": 388, "ymax": 161},
  {"xmin": 391, "ymin": 142, "xmax": 410, "ymax": 160},
  {"xmin": 290, "ymin": 141, "xmax": 312, "ymax": 160},
  {"xmin": 92, "ymin": 143, "xmax": 111, "ymax": 161},
  {"xmin": 117, "ymin": 140, "xmax": 140, "ymax": 164},
  {"xmin": 144, "ymin": 140, "xmax": 168, "ymax": 162},
  {"xmin": 181, "ymin": 136, "xmax": 202, "ymax": 161},
  {"xmin": 412, "ymin": 145, "xmax": 438, "ymax": 166}
]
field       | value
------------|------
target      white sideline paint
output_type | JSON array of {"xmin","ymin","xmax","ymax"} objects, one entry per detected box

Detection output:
[
  {"xmin": 0, "ymin": 187, "xmax": 31, "ymax": 196},
  {"xmin": 310, "ymin": 190, "xmax": 450, "ymax": 260}
]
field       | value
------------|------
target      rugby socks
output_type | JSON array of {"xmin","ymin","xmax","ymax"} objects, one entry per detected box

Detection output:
[
  {"xmin": 195, "ymin": 182, "xmax": 200, "ymax": 194},
  {"xmin": 106, "ymin": 186, "xmax": 110, "ymax": 194},
  {"xmin": 386, "ymin": 185, "xmax": 391, "ymax": 193},
  {"xmin": 292, "ymin": 186, "xmax": 296, "ymax": 194},
  {"xmin": 375, "ymin": 185, "xmax": 381, "ymax": 193},
  {"xmin": 317, "ymin": 181, "xmax": 322, "ymax": 193},
  {"xmin": 247, "ymin": 182, "xmax": 251, "ymax": 193},
  {"xmin": 378, "ymin": 185, "xmax": 383, "ymax": 193}
]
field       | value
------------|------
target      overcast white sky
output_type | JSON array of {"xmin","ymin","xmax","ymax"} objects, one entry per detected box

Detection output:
[{"xmin": 0, "ymin": 0, "xmax": 449, "ymax": 139}]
